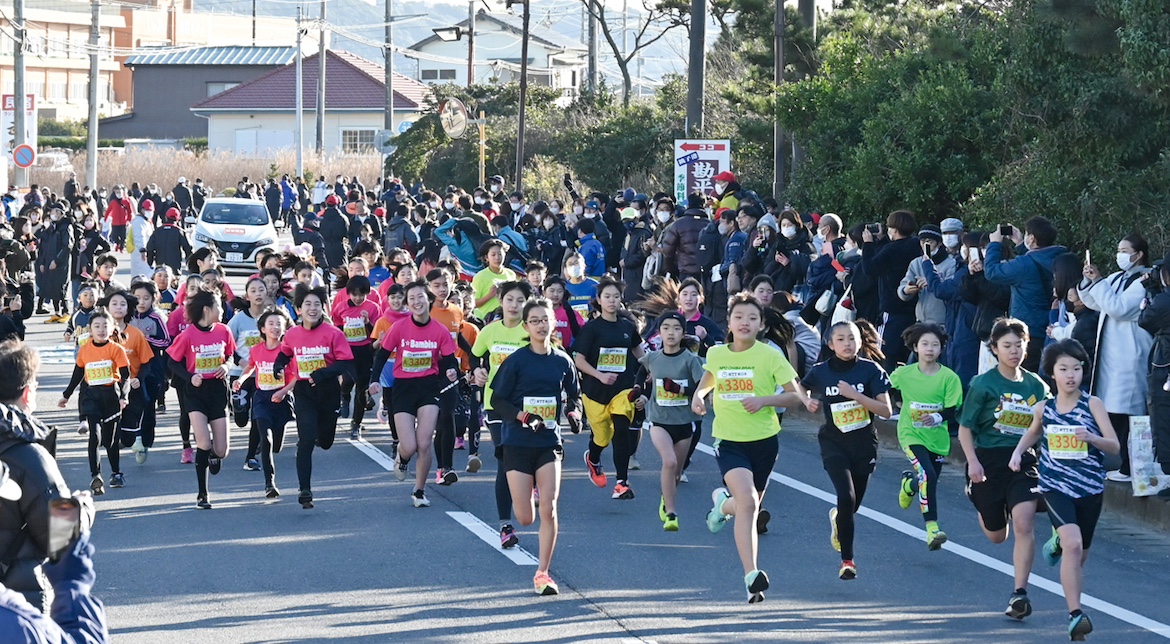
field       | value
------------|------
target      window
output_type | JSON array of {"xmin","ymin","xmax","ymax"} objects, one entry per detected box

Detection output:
[
  {"xmin": 28, "ymin": 80, "xmax": 44, "ymax": 100},
  {"xmin": 48, "ymin": 82, "xmax": 66, "ymax": 100},
  {"xmin": 420, "ymin": 69, "xmax": 456, "ymax": 81},
  {"xmin": 439, "ymin": 69, "xmax": 456, "ymax": 80},
  {"xmin": 70, "ymin": 81, "xmax": 86, "ymax": 102},
  {"xmin": 206, "ymin": 82, "xmax": 240, "ymax": 97},
  {"xmin": 340, "ymin": 128, "xmax": 376, "ymax": 153}
]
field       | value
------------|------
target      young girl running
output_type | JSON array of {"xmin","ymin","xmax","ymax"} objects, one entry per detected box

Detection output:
[
  {"xmin": 64, "ymin": 283, "xmax": 98, "ymax": 435},
  {"xmin": 639, "ymin": 311, "xmax": 705, "ymax": 531},
  {"xmin": 235, "ymin": 307, "xmax": 296, "ymax": 498},
  {"xmin": 1010, "ymin": 339, "xmax": 1119, "ymax": 641},
  {"xmin": 103, "ymin": 290, "xmax": 155, "ymax": 476},
  {"xmin": 125, "ymin": 282, "xmax": 171, "ymax": 464},
  {"xmin": 371, "ymin": 284, "xmax": 409, "ymax": 452},
  {"xmin": 573, "ymin": 277, "xmax": 645, "ymax": 500},
  {"xmin": 167, "ymin": 274, "xmax": 203, "ymax": 464},
  {"xmin": 889, "ymin": 322, "xmax": 963, "ymax": 550},
  {"xmin": 542, "ymin": 276, "xmax": 583, "ymax": 349},
  {"xmin": 370, "ymin": 280, "xmax": 458, "ymax": 508},
  {"xmin": 167, "ymin": 290, "xmax": 236, "ymax": 509},
  {"xmin": 227, "ymin": 278, "xmax": 269, "ymax": 471},
  {"xmin": 489, "ymin": 297, "xmax": 582, "ymax": 595},
  {"xmin": 58, "ymin": 311, "xmax": 130, "ymax": 495},
  {"xmin": 332, "ymin": 275, "xmax": 380, "ymax": 440},
  {"xmin": 958, "ymin": 317, "xmax": 1049, "ymax": 620},
  {"xmin": 692, "ymin": 293, "xmax": 804, "ymax": 603},
  {"xmin": 562, "ymin": 252, "xmax": 598, "ymax": 321},
  {"xmin": 274, "ymin": 285, "xmax": 355, "ymax": 509},
  {"xmin": 471, "ymin": 281, "xmax": 533, "ymax": 547},
  {"xmin": 802, "ymin": 321, "xmax": 893, "ymax": 580},
  {"xmin": 472, "ymin": 239, "xmax": 518, "ymax": 319}
]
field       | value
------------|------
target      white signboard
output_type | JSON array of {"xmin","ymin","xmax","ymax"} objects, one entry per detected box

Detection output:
[
  {"xmin": 1, "ymin": 94, "xmax": 38, "ymax": 162},
  {"xmin": 673, "ymin": 139, "xmax": 731, "ymax": 204}
]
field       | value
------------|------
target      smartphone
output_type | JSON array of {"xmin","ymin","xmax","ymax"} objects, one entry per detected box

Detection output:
[
  {"xmin": 998, "ymin": 224, "xmax": 1012, "ymax": 237},
  {"xmin": 866, "ymin": 223, "xmax": 880, "ymax": 235},
  {"xmin": 48, "ymin": 497, "xmax": 81, "ymax": 562},
  {"xmin": 1085, "ymin": 249, "xmax": 1091, "ymax": 265}
]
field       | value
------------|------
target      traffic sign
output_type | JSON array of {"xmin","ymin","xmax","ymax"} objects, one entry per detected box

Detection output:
[
  {"xmin": 12, "ymin": 144, "xmax": 35, "ymax": 169},
  {"xmin": 673, "ymin": 139, "xmax": 731, "ymax": 204}
]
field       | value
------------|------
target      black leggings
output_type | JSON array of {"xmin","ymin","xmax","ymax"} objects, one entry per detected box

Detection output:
[
  {"xmin": 382, "ymin": 386, "xmax": 398, "ymax": 440},
  {"xmin": 176, "ymin": 385, "xmax": 192, "ymax": 449},
  {"xmin": 821, "ymin": 437, "xmax": 876, "ymax": 561},
  {"xmin": 258, "ymin": 418, "xmax": 288, "ymax": 488},
  {"xmin": 120, "ymin": 386, "xmax": 157, "ymax": 448},
  {"xmin": 1108, "ymin": 412, "xmax": 1131, "ymax": 476},
  {"xmin": 589, "ymin": 413, "xmax": 636, "ymax": 482},
  {"xmin": 905, "ymin": 444, "xmax": 945, "ymax": 523},
  {"xmin": 342, "ymin": 344, "xmax": 375, "ymax": 428},
  {"xmin": 87, "ymin": 415, "xmax": 120, "ymax": 477},
  {"xmin": 293, "ymin": 380, "xmax": 341, "ymax": 493},
  {"xmin": 486, "ymin": 414, "xmax": 512, "ymax": 522}
]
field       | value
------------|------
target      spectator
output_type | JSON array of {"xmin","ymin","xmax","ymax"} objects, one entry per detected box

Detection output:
[
  {"xmin": 575, "ymin": 219, "xmax": 606, "ymax": 278},
  {"xmin": 734, "ymin": 206, "xmax": 763, "ymax": 282},
  {"xmin": 191, "ymin": 178, "xmax": 208, "ymax": 214},
  {"xmin": 838, "ymin": 224, "xmax": 880, "ymax": 326},
  {"xmin": 711, "ymin": 171, "xmax": 740, "ymax": 211},
  {"xmin": 34, "ymin": 204, "xmax": 73, "ymax": 322},
  {"xmin": 620, "ymin": 206, "xmax": 654, "ymax": 302},
  {"xmin": 491, "ymin": 215, "xmax": 529, "ymax": 254},
  {"xmin": 922, "ymin": 230, "xmax": 980, "ymax": 384},
  {"xmin": 145, "ymin": 208, "xmax": 192, "ymax": 276},
  {"xmin": 1139, "ymin": 253, "xmax": 1170, "ymax": 480},
  {"xmin": 129, "ymin": 201, "xmax": 154, "ymax": 280},
  {"xmin": 660, "ymin": 194, "xmax": 707, "ymax": 282},
  {"xmin": 104, "ymin": 186, "xmax": 134, "ymax": 252},
  {"xmin": 962, "ymin": 233, "xmax": 1013, "ymax": 374},
  {"xmin": 534, "ymin": 209, "xmax": 569, "ymax": 274},
  {"xmin": 861, "ymin": 210, "xmax": 922, "ymax": 371},
  {"xmin": 803, "ymin": 213, "xmax": 847, "ymax": 317},
  {"xmin": 264, "ymin": 179, "xmax": 282, "ymax": 224},
  {"xmin": 898, "ymin": 225, "xmax": 956, "ymax": 326},
  {"xmin": 763, "ymin": 209, "xmax": 815, "ymax": 298},
  {"xmin": 173, "ymin": 177, "xmax": 192, "ymax": 215},
  {"xmin": 319, "ymin": 195, "xmax": 350, "ymax": 270}
]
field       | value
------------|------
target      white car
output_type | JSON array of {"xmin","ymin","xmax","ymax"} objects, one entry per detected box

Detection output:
[{"xmin": 191, "ymin": 198, "xmax": 278, "ymax": 267}]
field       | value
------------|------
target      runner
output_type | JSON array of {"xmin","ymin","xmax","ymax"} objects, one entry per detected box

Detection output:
[
  {"xmin": 369, "ymin": 280, "xmax": 459, "ymax": 508},
  {"xmin": 889, "ymin": 322, "xmax": 963, "ymax": 550},
  {"xmin": 124, "ymin": 283, "xmax": 170, "ymax": 465},
  {"xmin": 471, "ymin": 239, "xmax": 518, "ymax": 319},
  {"xmin": 801, "ymin": 321, "xmax": 893, "ymax": 580},
  {"xmin": 1010, "ymin": 339, "xmax": 1120, "ymax": 641},
  {"xmin": 572, "ymin": 277, "xmax": 645, "ymax": 500},
  {"xmin": 542, "ymin": 275, "xmax": 583, "ymax": 349},
  {"xmin": 64, "ymin": 283, "xmax": 98, "ymax": 436},
  {"xmin": 471, "ymin": 281, "xmax": 533, "ymax": 546},
  {"xmin": 166, "ymin": 290, "xmax": 236, "ymax": 509},
  {"xmin": 57, "ymin": 310, "xmax": 130, "ymax": 496},
  {"xmin": 370, "ymin": 283, "xmax": 409, "ymax": 454},
  {"xmin": 331, "ymin": 275, "xmax": 380, "ymax": 440},
  {"xmin": 166, "ymin": 274, "xmax": 203, "ymax": 464},
  {"xmin": 489, "ymin": 297, "xmax": 583, "ymax": 595},
  {"xmin": 691, "ymin": 292, "xmax": 805, "ymax": 603},
  {"xmin": 234, "ymin": 307, "xmax": 296, "ymax": 498},
  {"xmin": 273, "ymin": 285, "xmax": 355, "ymax": 509},
  {"xmin": 562, "ymin": 252, "xmax": 598, "ymax": 321},
  {"xmin": 227, "ymin": 277, "xmax": 268, "ymax": 471},
  {"xmin": 958, "ymin": 317, "xmax": 1049, "ymax": 619},
  {"xmin": 426, "ymin": 268, "xmax": 468, "ymax": 485},
  {"xmin": 638, "ymin": 311, "xmax": 704, "ymax": 531}
]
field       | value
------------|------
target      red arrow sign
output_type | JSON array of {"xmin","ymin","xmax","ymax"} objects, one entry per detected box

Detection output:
[{"xmin": 680, "ymin": 143, "xmax": 726, "ymax": 152}]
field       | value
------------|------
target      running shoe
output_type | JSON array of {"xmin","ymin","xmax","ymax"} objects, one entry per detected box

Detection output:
[
  {"xmin": 898, "ymin": 470, "xmax": 916, "ymax": 510},
  {"xmin": 157, "ymin": 400, "xmax": 166, "ymax": 413},
  {"xmin": 196, "ymin": 496, "xmax": 212, "ymax": 510},
  {"xmin": 533, "ymin": 487, "xmax": 540, "ymax": 507},
  {"xmin": 350, "ymin": 425, "xmax": 362, "ymax": 440},
  {"xmin": 1043, "ymin": 528, "xmax": 1063, "ymax": 566},
  {"xmin": 298, "ymin": 490, "xmax": 314, "ymax": 509},
  {"xmin": 181, "ymin": 447, "xmax": 194, "ymax": 464},
  {"xmin": 659, "ymin": 496, "xmax": 668, "ymax": 522},
  {"xmin": 838, "ymin": 560, "xmax": 857, "ymax": 580},
  {"xmin": 438, "ymin": 468, "xmax": 458, "ymax": 486},
  {"xmin": 1105, "ymin": 470, "xmax": 1131, "ymax": 483},
  {"xmin": 90, "ymin": 475, "xmax": 104, "ymax": 496},
  {"xmin": 339, "ymin": 399, "xmax": 351, "ymax": 419},
  {"xmin": 1069, "ymin": 612, "xmax": 1093, "ymax": 641},
  {"xmin": 132, "ymin": 437, "xmax": 148, "ymax": 464},
  {"xmin": 1005, "ymin": 591, "xmax": 1033, "ymax": 620},
  {"xmin": 678, "ymin": 471, "xmax": 688, "ymax": 483},
  {"xmin": 265, "ymin": 486, "xmax": 280, "ymax": 499},
  {"xmin": 533, "ymin": 570, "xmax": 559, "ymax": 596},
  {"xmin": 500, "ymin": 524, "xmax": 519, "ymax": 549},
  {"xmin": 77, "ymin": 420, "xmax": 88, "ymax": 435},
  {"xmin": 829, "ymin": 507, "xmax": 840, "ymax": 552},
  {"xmin": 109, "ymin": 472, "xmax": 125, "ymax": 488},
  {"xmin": 926, "ymin": 523, "xmax": 948, "ymax": 551},
  {"xmin": 756, "ymin": 509, "xmax": 771, "ymax": 535},
  {"xmin": 243, "ymin": 458, "xmax": 260, "ymax": 471},
  {"xmin": 706, "ymin": 488, "xmax": 732, "ymax": 534},
  {"xmin": 612, "ymin": 481, "xmax": 634, "ymax": 500},
  {"xmin": 411, "ymin": 489, "xmax": 430, "ymax": 508},
  {"xmin": 208, "ymin": 457, "xmax": 222, "ymax": 475},
  {"xmin": 663, "ymin": 513, "xmax": 679, "ymax": 532},
  {"xmin": 394, "ymin": 454, "xmax": 408, "ymax": 481},
  {"xmin": 455, "ymin": 437, "xmax": 465, "ymax": 450},
  {"xmin": 467, "ymin": 454, "xmax": 482, "ymax": 473},
  {"xmin": 628, "ymin": 456, "xmax": 641, "ymax": 471},
  {"xmin": 584, "ymin": 452, "xmax": 606, "ymax": 488},
  {"xmin": 745, "ymin": 569, "xmax": 769, "ymax": 604}
]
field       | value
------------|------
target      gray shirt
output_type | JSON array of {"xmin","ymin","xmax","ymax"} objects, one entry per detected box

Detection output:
[{"xmin": 640, "ymin": 349, "xmax": 705, "ymax": 426}]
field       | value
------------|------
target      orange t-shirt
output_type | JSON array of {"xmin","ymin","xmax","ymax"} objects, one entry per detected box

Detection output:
[
  {"xmin": 114, "ymin": 324, "xmax": 154, "ymax": 377},
  {"xmin": 76, "ymin": 340, "xmax": 130, "ymax": 386},
  {"xmin": 455, "ymin": 320, "xmax": 478, "ymax": 371}
]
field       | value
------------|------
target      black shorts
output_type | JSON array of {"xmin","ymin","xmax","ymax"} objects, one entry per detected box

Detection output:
[
  {"xmin": 655, "ymin": 422, "xmax": 698, "ymax": 444},
  {"xmin": 392, "ymin": 375, "xmax": 442, "ymax": 415},
  {"xmin": 1044, "ymin": 490, "xmax": 1104, "ymax": 550},
  {"xmin": 819, "ymin": 434, "xmax": 878, "ymax": 475},
  {"xmin": 714, "ymin": 434, "xmax": 779, "ymax": 493},
  {"xmin": 503, "ymin": 444, "xmax": 563, "ymax": 476},
  {"xmin": 252, "ymin": 389, "xmax": 294, "ymax": 428},
  {"xmin": 184, "ymin": 377, "xmax": 229, "ymax": 421},
  {"xmin": 79, "ymin": 385, "xmax": 120, "ymax": 421},
  {"xmin": 967, "ymin": 446, "xmax": 1040, "ymax": 533}
]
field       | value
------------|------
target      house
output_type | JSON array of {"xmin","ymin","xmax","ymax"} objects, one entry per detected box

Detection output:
[
  {"xmin": 101, "ymin": 46, "xmax": 297, "ymax": 140},
  {"xmin": 190, "ymin": 50, "xmax": 432, "ymax": 155},
  {"xmin": 409, "ymin": 9, "xmax": 585, "ymax": 96}
]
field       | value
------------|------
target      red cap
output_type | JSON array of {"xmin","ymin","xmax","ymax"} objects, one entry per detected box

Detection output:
[
  {"xmin": 141, "ymin": 200, "xmax": 155, "ymax": 211},
  {"xmin": 374, "ymin": 207, "xmax": 386, "ymax": 218},
  {"xmin": 325, "ymin": 194, "xmax": 340, "ymax": 206},
  {"xmin": 345, "ymin": 201, "xmax": 359, "ymax": 215},
  {"xmin": 165, "ymin": 207, "xmax": 181, "ymax": 221},
  {"xmin": 716, "ymin": 207, "xmax": 735, "ymax": 220},
  {"xmin": 713, "ymin": 171, "xmax": 736, "ymax": 183},
  {"xmin": 810, "ymin": 213, "xmax": 822, "ymax": 224}
]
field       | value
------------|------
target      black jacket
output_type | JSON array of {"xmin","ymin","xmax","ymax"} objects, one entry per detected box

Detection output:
[
  {"xmin": 191, "ymin": 185, "xmax": 208, "ymax": 212},
  {"xmin": 764, "ymin": 229, "xmax": 815, "ymax": 294},
  {"xmin": 319, "ymin": 207, "xmax": 351, "ymax": 269},
  {"xmin": 173, "ymin": 184, "xmax": 193, "ymax": 212},
  {"xmin": 861, "ymin": 236, "xmax": 921, "ymax": 318},
  {"xmin": 146, "ymin": 224, "xmax": 193, "ymax": 274},
  {"xmin": 73, "ymin": 229, "xmax": 109, "ymax": 279},
  {"xmin": 1140, "ymin": 288, "xmax": 1170, "ymax": 468},
  {"xmin": 660, "ymin": 209, "xmax": 708, "ymax": 278},
  {"xmin": 961, "ymin": 269, "xmax": 1012, "ymax": 342}
]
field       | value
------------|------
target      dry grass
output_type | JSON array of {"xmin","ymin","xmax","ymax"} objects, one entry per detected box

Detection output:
[{"xmin": 30, "ymin": 149, "xmax": 385, "ymax": 194}]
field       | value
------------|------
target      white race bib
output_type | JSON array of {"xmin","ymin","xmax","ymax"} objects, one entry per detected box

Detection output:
[
  {"xmin": 655, "ymin": 378, "xmax": 689, "ymax": 407},
  {"xmin": 994, "ymin": 401, "xmax": 1034, "ymax": 436},
  {"xmin": 830, "ymin": 400, "xmax": 870, "ymax": 432},
  {"xmin": 716, "ymin": 369, "xmax": 753, "ymax": 401},
  {"xmin": 401, "ymin": 350, "xmax": 432, "ymax": 373},
  {"xmin": 597, "ymin": 347, "xmax": 627, "ymax": 373},
  {"xmin": 85, "ymin": 359, "xmax": 115, "ymax": 386},
  {"xmin": 195, "ymin": 347, "xmax": 224, "ymax": 375},
  {"xmin": 1046, "ymin": 424, "xmax": 1089, "ymax": 460},
  {"xmin": 343, "ymin": 317, "xmax": 367, "ymax": 343},
  {"xmin": 909, "ymin": 401, "xmax": 943, "ymax": 429}
]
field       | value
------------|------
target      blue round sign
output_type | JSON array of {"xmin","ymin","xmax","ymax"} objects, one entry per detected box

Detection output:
[{"xmin": 12, "ymin": 144, "xmax": 35, "ymax": 169}]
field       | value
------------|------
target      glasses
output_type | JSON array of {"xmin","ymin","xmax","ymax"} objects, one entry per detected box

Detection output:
[{"xmin": 525, "ymin": 317, "xmax": 550, "ymax": 326}]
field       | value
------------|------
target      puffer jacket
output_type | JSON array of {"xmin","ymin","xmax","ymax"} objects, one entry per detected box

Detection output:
[
  {"xmin": 0, "ymin": 404, "xmax": 70, "ymax": 611},
  {"xmin": 1139, "ymin": 285, "xmax": 1170, "ymax": 469},
  {"xmin": 318, "ymin": 207, "xmax": 351, "ymax": 269},
  {"xmin": 659, "ymin": 209, "xmax": 708, "ymax": 278}
]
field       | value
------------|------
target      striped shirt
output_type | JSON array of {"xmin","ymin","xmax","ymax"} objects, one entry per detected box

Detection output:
[{"xmin": 1039, "ymin": 393, "xmax": 1106, "ymax": 498}]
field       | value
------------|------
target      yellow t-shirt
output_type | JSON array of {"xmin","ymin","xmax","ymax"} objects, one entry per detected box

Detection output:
[
  {"xmin": 704, "ymin": 341, "xmax": 797, "ymax": 442},
  {"xmin": 471, "ymin": 320, "xmax": 529, "ymax": 412},
  {"xmin": 471, "ymin": 266, "xmax": 518, "ymax": 318}
]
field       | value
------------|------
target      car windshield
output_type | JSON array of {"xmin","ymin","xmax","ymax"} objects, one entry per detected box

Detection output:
[{"xmin": 202, "ymin": 203, "xmax": 269, "ymax": 226}]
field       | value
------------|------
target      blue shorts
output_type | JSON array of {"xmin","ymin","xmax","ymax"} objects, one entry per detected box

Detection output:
[{"xmin": 714, "ymin": 434, "xmax": 779, "ymax": 493}]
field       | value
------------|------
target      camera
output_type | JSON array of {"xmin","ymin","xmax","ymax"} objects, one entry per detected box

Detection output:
[
  {"xmin": 998, "ymin": 224, "xmax": 1012, "ymax": 237},
  {"xmin": 866, "ymin": 223, "xmax": 880, "ymax": 235}
]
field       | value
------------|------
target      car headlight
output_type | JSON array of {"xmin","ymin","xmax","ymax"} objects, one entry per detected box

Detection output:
[
  {"xmin": 194, "ymin": 232, "xmax": 212, "ymax": 243},
  {"xmin": 257, "ymin": 237, "xmax": 275, "ymax": 246}
]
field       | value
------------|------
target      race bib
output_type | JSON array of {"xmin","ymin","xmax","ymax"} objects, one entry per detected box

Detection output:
[
  {"xmin": 655, "ymin": 378, "xmax": 689, "ymax": 407},
  {"xmin": 85, "ymin": 359, "xmax": 115, "ymax": 386},
  {"xmin": 295, "ymin": 353, "xmax": 327, "ymax": 377},
  {"xmin": 242, "ymin": 331, "xmax": 263, "ymax": 348},
  {"xmin": 195, "ymin": 346, "xmax": 225, "ymax": 375},
  {"xmin": 597, "ymin": 347, "xmax": 627, "ymax": 373},
  {"xmin": 716, "ymin": 369, "xmax": 753, "ymax": 401},
  {"xmin": 343, "ymin": 317, "xmax": 367, "ymax": 343},
  {"xmin": 257, "ymin": 363, "xmax": 284, "ymax": 390},
  {"xmin": 572, "ymin": 303, "xmax": 590, "ymax": 318},
  {"xmin": 1046, "ymin": 425, "xmax": 1088, "ymax": 460},
  {"xmin": 830, "ymin": 400, "xmax": 870, "ymax": 433},
  {"xmin": 994, "ymin": 401, "xmax": 1034, "ymax": 436},
  {"xmin": 401, "ymin": 350, "xmax": 433, "ymax": 373},
  {"xmin": 490, "ymin": 343, "xmax": 521, "ymax": 367},
  {"xmin": 523, "ymin": 396, "xmax": 558, "ymax": 420},
  {"xmin": 909, "ymin": 401, "xmax": 943, "ymax": 429},
  {"xmin": 76, "ymin": 332, "xmax": 91, "ymax": 348}
]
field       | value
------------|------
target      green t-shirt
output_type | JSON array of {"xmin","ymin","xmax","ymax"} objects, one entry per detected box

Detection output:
[
  {"xmin": 704, "ymin": 341, "xmax": 798, "ymax": 442},
  {"xmin": 471, "ymin": 320, "xmax": 529, "ymax": 412},
  {"xmin": 889, "ymin": 363, "xmax": 963, "ymax": 455},
  {"xmin": 471, "ymin": 266, "xmax": 518, "ymax": 318},
  {"xmin": 958, "ymin": 367, "xmax": 1050, "ymax": 450}
]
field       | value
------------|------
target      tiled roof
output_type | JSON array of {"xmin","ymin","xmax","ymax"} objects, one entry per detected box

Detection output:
[
  {"xmin": 191, "ymin": 50, "xmax": 431, "ymax": 112},
  {"xmin": 410, "ymin": 9, "xmax": 586, "ymax": 53},
  {"xmin": 124, "ymin": 46, "xmax": 296, "ymax": 67}
]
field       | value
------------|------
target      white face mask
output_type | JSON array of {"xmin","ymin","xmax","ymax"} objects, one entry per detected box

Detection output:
[
  {"xmin": 509, "ymin": 201, "xmax": 521, "ymax": 210},
  {"xmin": 543, "ymin": 218, "xmax": 555, "ymax": 230},
  {"xmin": 490, "ymin": 184, "xmax": 501, "ymax": 193},
  {"xmin": 718, "ymin": 223, "xmax": 729, "ymax": 236},
  {"xmin": 474, "ymin": 197, "xmax": 486, "ymax": 205},
  {"xmin": 1117, "ymin": 251, "xmax": 1135, "ymax": 271},
  {"xmin": 573, "ymin": 206, "xmax": 583, "ymax": 215},
  {"xmin": 584, "ymin": 211, "xmax": 596, "ymax": 219},
  {"xmin": 549, "ymin": 206, "xmax": 561, "ymax": 215},
  {"xmin": 656, "ymin": 211, "xmax": 671, "ymax": 223},
  {"xmin": 443, "ymin": 201, "xmax": 455, "ymax": 210},
  {"xmin": 780, "ymin": 225, "xmax": 797, "ymax": 239},
  {"xmin": 566, "ymin": 265, "xmax": 584, "ymax": 278},
  {"xmin": 429, "ymin": 200, "xmax": 440, "ymax": 209},
  {"xmin": 84, "ymin": 218, "xmax": 94, "ymax": 228},
  {"xmin": 715, "ymin": 182, "xmax": 727, "ymax": 193},
  {"xmin": 50, "ymin": 213, "xmax": 61, "ymax": 222},
  {"xmin": 943, "ymin": 234, "xmax": 960, "ymax": 249}
]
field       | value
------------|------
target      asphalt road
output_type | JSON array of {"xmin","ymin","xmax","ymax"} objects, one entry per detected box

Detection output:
[{"xmin": 18, "ymin": 256, "xmax": 1170, "ymax": 643}]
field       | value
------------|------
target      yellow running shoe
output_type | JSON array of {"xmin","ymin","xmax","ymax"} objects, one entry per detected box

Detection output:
[{"xmin": 829, "ymin": 507, "xmax": 840, "ymax": 552}]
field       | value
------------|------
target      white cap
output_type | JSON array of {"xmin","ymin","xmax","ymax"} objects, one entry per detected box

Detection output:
[
  {"xmin": 0, "ymin": 462, "xmax": 22, "ymax": 501},
  {"xmin": 178, "ymin": 177, "xmax": 187, "ymax": 184}
]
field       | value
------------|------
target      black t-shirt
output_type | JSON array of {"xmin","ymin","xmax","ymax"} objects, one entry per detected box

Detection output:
[
  {"xmin": 571, "ymin": 316, "xmax": 643, "ymax": 402},
  {"xmin": 801, "ymin": 357, "xmax": 890, "ymax": 445}
]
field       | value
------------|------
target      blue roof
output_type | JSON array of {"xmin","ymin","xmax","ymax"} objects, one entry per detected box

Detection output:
[{"xmin": 124, "ymin": 46, "xmax": 297, "ymax": 67}]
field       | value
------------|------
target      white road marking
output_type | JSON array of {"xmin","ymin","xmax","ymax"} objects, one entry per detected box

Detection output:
[
  {"xmin": 347, "ymin": 437, "xmax": 398, "ymax": 471},
  {"xmin": 447, "ymin": 512, "xmax": 539, "ymax": 566},
  {"xmin": 694, "ymin": 442, "xmax": 1170, "ymax": 639},
  {"xmin": 38, "ymin": 343, "xmax": 77, "ymax": 364}
]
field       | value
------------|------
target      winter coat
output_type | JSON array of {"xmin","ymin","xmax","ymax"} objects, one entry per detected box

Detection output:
[
  {"xmin": 622, "ymin": 219, "xmax": 655, "ymax": 298},
  {"xmin": 129, "ymin": 215, "xmax": 154, "ymax": 278},
  {"xmin": 899, "ymin": 252, "xmax": 957, "ymax": 326},
  {"xmin": 383, "ymin": 216, "xmax": 419, "ymax": 254},
  {"xmin": 318, "ymin": 207, "xmax": 351, "ymax": 269},
  {"xmin": 191, "ymin": 185, "xmax": 208, "ymax": 212},
  {"xmin": 535, "ymin": 223, "xmax": 570, "ymax": 273},
  {"xmin": 804, "ymin": 238, "xmax": 848, "ymax": 302},
  {"xmin": 577, "ymin": 234, "xmax": 606, "ymax": 278},
  {"xmin": 281, "ymin": 180, "xmax": 296, "ymax": 210},
  {"xmin": 72, "ymin": 228, "xmax": 108, "ymax": 279},
  {"xmin": 659, "ymin": 209, "xmax": 708, "ymax": 278},
  {"xmin": 173, "ymin": 184, "xmax": 193, "ymax": 213},
  {"xmin": 34, "ymin": 220, "xmax": 72, "ymax": 294},
  {"xmin": 983, "ymin": 243, "xmax": 1067, "ymax": 335},
  {"xmin": 434, "ymin": 217, "xmax": 484, "ymax": 275},
  {"xmin": 0, "ymin": 403, "xmax": 71, "ymax": 611},
  {"xmin": 145, "ymin": 224, "xmax": 192, "ymax": 275},
  {"xmin": 0, "ymin": 533, "xmax": 109, "ymax": 644},
  {"xmin": 264, "ymin": 185, "xmax": 282, "ymax": 219},
  {"xmin": 715, "ymin": 181, "xmax": 741, "ymax": 212},
  {"xmin": 763, "ymin": 229, "xmax": 816, "ymax": 295},
  {"xmin": 841, "ymin": 248, "xmax": 881, "ymax": 326},
  {"xmin": 601, "ymin": 203, "xmax": 625, "ymax": 270},
  {"xmin": 1078, "ymin": 268, "xmax": 1154, "ymax": 415},
  {"xmin": 312, "ymin": 181, "xmax": 330, "ymax": 206},
  {"xmin": 961, "ymin": 268, "xmax": 1012, "ymax": 342},
  {"xmin": 349, "ymin": 215, "xmax": 382, "ymax": 248},
  {"xmin": 497, "ymin": 225, "xmax": 529, "ymax": 254},
  {"xmin": 299, "ymin": 227, "xmax": 328, "ymax": 269},
  {"xmin": 1139, "ymin": 287, "xmax": 1170, "ymax": 468},
  {"xmin": 696, "ymin": 220, "xmax": 723, "ymax": 274},
  {"xmin": 860, "ymin": 237, "xmax": 920, "ymax": 319},
  {"xmin": 923, "ymin": 261, "xmax": 979, "ymax": 384},
  {"xmin": 104, "ymin": 197, "xmax": 134, "ymax": 227}
]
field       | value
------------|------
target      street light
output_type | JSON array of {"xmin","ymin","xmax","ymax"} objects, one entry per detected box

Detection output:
[
  {"xmin": 433, "ymin": 1, "xmax": 477, "ymax": 88},
  {"xmin": 431, "ymin": 26, "xmax": 465, "ymax": 41}
]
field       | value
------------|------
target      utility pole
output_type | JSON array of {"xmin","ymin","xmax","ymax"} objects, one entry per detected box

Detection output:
[
  {"xmin": 384, "ymin": 0, "xmax": 394, "ymax": 132},
  {"xmin": 773, "ymin": 0, "xmax": 786, "ymax": 196},
  {"xmin": 586, "ymin": 2, "xmax": 598, "ymax": 93},
  {"xmin": 621, "ymin": 0, "xmax": 628, "ymax": 57},
  {"xmin": 792, "ymin": 0, "xmax": 815, "ymax": 171},
  {"xmin": 684, "ymin": 0, "xmax": 705, "ymax": 135},
  {"xmin": 466, "ymin": 0, "xmax": 475, "ymax": 87},
  {"xmin": 86, "ymin": 0, "xmax": 100, "ymax": 188},
  {"xmin": 315, "ymin": 0, "xmax": 326, "ymax": 154},
  {"xmin": 295, "ymin": 5, "xmax": 304, "ymax": 178},
  {"xmin": 13, "ymin": 0, "xmax": 27, "ymax": 187},
  {"xmin": 251, "ymin": 0, "xmax": 257, "ymax": 45},
  {"xmin": 513, "ymin": 0, "xmax": 530, "ymax": 191}
]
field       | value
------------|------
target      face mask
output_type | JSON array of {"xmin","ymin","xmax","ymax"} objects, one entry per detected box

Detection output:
[
  {"xmin": 509, "ymin": 201, "xmax": 521, "ymax": 210},
  {"xmin": 566, "ymin": 265, "xmax": 584, "ymax": 279},
  {"xmin": 718, "ymin": 223, "xmax": 729, "ymax": 236},
  {"xmin": 584, "ymin": 211, "xmax": 596, "ymax": 219},
  {"xmin": 474, "ymin": 197, "xmax": 486, "ymax": 205},
  {"xmin": 943, "ymin": 234, "xmax": 960, "ymax": 249},
  {"xmin": 573, "ymin": 206, "xmax": 583, "ymax": 215},
  {"xmin": 1117, "ymin": 251, "xmax": 1135, "ymax": 271},
  {"xmin": 780, "ymin": 225, "xmax": 797, "ymax": 239},
  {"xmin": 549, "ymin": 206, "xmax": 561, "ymax": 215},
  {"xmin": 443, "ymin": 201, "xmax": 455, "ymax": 210},
  {"xmin": 543, "ymin": 218, "xmax": 555, "ymax": 230},
  {"xmin": 84, "ymin": 218, "xmax": 94, "ymax": 228},
  {"xmin": 491, "ymin": 184, "xmax": 501, "ymax": 193},
  {"xmin": 655, "ymin": 211, "xmax": 670, "ymax": 223},
  {"xmin": 429, "ymin": 200, "xmax": 440, "ymax": 209},
  {"xmin": 715, "ymin": 182, "xmax": 727, "ymax": 193},
  {"xmin": 50, "ymin": 213, "xmax": 60, "ymax": 222}
]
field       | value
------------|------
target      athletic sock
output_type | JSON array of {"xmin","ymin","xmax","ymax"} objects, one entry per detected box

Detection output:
[
  {"xmin": 588, "ymin": 440, "xmax": 603, "ymax": 465},
  {"xmin": 1070, "ymin": 609, "xmax": 1083, "ymax": 618},
  {"xmin": 195, "ymin": 448, "xmax": 211, "ymax": 497},
  {"xmin": 925, "ymin": 520, "xmax": 939, "ymax": 531},
  {"xmin": 1014, "ymin": 588, "xmax": 1027, "ymax": 595}
]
